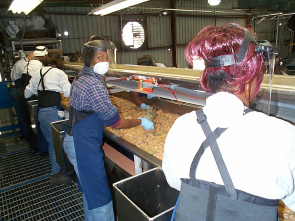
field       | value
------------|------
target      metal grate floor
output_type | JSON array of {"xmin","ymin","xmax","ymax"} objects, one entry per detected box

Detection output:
[{"xmin": 0, "ymin": 136, "xmax": 83, "ymax": 221}]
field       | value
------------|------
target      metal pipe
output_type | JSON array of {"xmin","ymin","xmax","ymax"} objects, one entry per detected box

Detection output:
[
  {"xmin": 132, "ymin": 7, "xmax": 252, "ymax": 15},
  {"xmin": 276, "ymin": 14, "xmax": 280, "ymax": 48}
]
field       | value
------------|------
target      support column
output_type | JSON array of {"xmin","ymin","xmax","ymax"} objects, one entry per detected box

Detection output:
[{"xmin": 170, "ymin": 1, "xmax": 177, "ymax": 67}]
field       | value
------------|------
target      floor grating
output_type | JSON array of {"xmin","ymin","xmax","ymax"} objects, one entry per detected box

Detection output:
[
  {"xmin": 0, "ymin": 149, "xmax": 51, "ymax": 189},
  {"xmin": 0, "ymin": 136, "xmax": 83, "ymax": 221},
  {"xmin": 0, "ymin": 136, "xmax": 28, "ymax": 156}
]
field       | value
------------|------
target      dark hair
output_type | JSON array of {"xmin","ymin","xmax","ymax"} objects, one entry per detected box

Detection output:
[
  {"xmin": 137, "ymin": 55, "xmax": 156, "ymax": 66},
  {"xmin": 82, "ymin": 46, "xmax": 95, "ymax": 67},
  {"xmin": 82, "ymin": 36, "xmax": 106, "ymax": 66},
  {"xmin": 42, "ymin": 49, "xmax": 64, "ymax": 70},
  {"xmin": 185, "ymin": 23, "xmax": 265, "ymax": 99}
]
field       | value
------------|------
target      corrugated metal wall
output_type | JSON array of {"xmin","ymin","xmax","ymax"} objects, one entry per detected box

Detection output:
[
  {"xmin": 41, "ymin": 0, "xmax": 248, "ymax": 68},
  {"xmin": 174, "ymin": 0, "xmax": 246, "ymax": 68},
  {"xmin": 253, "ymin": 19, "xmax": 293, "ymax": 59},
  {"xmin": 2, "ymin": 0, "xmax": 292, "ymax": 68}
]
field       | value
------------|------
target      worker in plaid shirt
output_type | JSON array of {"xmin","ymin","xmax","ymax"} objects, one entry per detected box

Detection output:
[{"xmin": 63, "ymin": 39, "xmax": 154, "ymax": 221}]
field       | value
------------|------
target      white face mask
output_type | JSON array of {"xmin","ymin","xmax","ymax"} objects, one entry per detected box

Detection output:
[{"xmin": 93, "ymin": 62, "xmax": 109, "ymax": 75}]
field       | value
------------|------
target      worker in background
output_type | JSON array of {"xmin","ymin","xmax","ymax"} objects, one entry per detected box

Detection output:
[
  {"xmin": 16, "ymin": 46, "xmax": 48, "ymax": 156},
  {"xmin": 131, "ymin": 54, "xmax": 165, "ymax": 109},
  {"xmin": 25, "ymin": 49, "xmax": 71, "ymax": 186},
  {"xmin": 69, "ymin": 50, "xmax": 81, "ymax": 62},
  {"xmin": 162, "ymin": 23, "xmax": 295, "ymax": 219},
  {"xmin": 8, "ymin": 51, "xmax": 34, "ymax": 140},
  {"xmin": 63, "ymin": 39, "xmax": 154, "ymax": 221}
]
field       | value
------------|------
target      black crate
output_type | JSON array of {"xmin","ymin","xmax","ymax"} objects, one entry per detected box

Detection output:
[{"xmin": 113, "ymin": 167, "xmax": 179, "ymax": 221}]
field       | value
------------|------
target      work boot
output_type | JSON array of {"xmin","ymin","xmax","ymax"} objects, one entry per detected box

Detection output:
[{"xmin": 49, "ymin": 172, "xmax": 68, "ymax": 187}]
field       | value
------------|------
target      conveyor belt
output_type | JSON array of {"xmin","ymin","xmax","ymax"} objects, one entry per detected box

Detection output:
[{"xmin": 0, "ymin": 136, "xmax": 83, "ymax": 220}]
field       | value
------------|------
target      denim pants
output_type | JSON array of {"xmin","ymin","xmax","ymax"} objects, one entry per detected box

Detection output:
[
  {"xmin": 63, "ymin": 133, "xmax": 115, "ymax": 221},
  {"xmin": 38, "ymin": 107, "xmax": 63, "ymax": 175}
]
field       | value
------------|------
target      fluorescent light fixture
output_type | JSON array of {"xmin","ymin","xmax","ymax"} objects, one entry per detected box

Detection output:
[
  {"xmin": 89, "ymin": 0, "xmax": 150, "ymax": 16},
  {"xmin": 208, "ymin": 0, "xmax": 221, "ymax": 6},
  {"xmin": 8, "ymin": 0, "xmax": 43, "ymax": 15}
]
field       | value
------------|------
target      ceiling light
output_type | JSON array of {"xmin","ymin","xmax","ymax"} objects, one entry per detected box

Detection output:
[
  {"xmin": 208, "ymin": 0, "xmax": 221, "ymax": 6},
  {"xmin": 160, "ymin": 9, "xmax": 168, "ymax": 16},
  {"xmin": 88, "ymin": 0, "xmax": 150, "ymax": 16},
  {"xmin": 8, "ymin": 0, "xmax": 43, "ymax": 15}
]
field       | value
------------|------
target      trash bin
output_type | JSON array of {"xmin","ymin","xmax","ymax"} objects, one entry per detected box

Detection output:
[
  {"xmin": 113, "ymin": 167, "xmax": 179, "ymax": 221},
  {"xmin": 50, "ymin": 119, "xmax": 76, "ymax": 181}
]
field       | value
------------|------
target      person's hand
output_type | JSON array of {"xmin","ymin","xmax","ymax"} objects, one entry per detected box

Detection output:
[
  {"xmin": 138, "ymin": 118, "xmax": 154, "ymax": 131},
  {"xmin": 147, "ymin": 94, "xmax": 156, "ymax": 99},
  {"xmin": 140, "ymin": 103, "xmax": 150, "ymax": 110}
]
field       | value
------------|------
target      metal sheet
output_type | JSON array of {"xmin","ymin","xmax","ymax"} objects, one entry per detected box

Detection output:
[{"xmin": 113, "ymin": 168, "xmax": 179, "ymax": 221}]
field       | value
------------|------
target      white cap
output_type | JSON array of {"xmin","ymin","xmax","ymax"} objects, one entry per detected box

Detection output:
[
  {"xmin": 155, "ymin": 63, "xmax": 166, "ymax": 67},
  {"xmin": 33, "ymin": 46, "xmax": 48, "ymax": 57}
]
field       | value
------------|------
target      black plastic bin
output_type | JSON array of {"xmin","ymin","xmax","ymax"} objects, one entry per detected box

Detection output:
[{"xmin": 113, "ymin": 167, "xmax": 179, "ymax": 221}]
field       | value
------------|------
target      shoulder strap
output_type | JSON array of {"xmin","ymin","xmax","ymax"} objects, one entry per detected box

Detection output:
[
  {"xmin": 75, "ymin": 73, "xmax": 93, "ymax": 80},
  {"xmin": 38, "ymin": 68, "xmax": 53, "ymax": 90},
  {"xmin": 191, "ymin": 109, "xmax": 237, "ymax": 199},
  {"xmin": 190, "ymin": 108, "xmax": 254, "ymax": 199},
  {"xmin": 25, "ymin": 61, "xmax": 30, "ymax": 75}
]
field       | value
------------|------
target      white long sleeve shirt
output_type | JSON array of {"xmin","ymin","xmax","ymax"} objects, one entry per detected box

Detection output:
[
  {"xmin": 25, "ymin": 67, "xmax": 71, "ymax": 98},
  {"xmin": 162, "ymin": 92, "xmax": 295, "ymax": 211},
  {"xmin": 22, "ymin": 60, "xmax": 43, "ymax": 76},
  {"xmin": 10, "ymin": 58, "xmax": 28, "ymax": 83}
]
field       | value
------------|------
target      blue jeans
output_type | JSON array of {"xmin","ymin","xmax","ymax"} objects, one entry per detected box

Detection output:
[
  {"xmin": 38, "ymin": 107, "xmax": 63, "ymax": 174},
  {"xmin": 63, "ymin": 133, "xmax": 115, "ymax": 221}
]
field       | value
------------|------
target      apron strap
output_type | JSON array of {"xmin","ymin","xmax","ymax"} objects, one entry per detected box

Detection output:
[
  {"xmin": 38, "ymin": 68, "xmax": 53, "ymax": 90},
  {"xmin": 190, "ymin": 108, "xmax": 253, "ymax": 199}
]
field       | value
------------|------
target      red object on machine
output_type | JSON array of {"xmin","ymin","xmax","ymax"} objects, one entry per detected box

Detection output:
[{"xmin": 134, "ymin": 76, "xmax": 154, "ymax": 93}]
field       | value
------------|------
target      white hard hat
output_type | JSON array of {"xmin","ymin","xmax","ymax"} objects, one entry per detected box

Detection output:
[{"xmin": 33, "ymin": 46, "xmax": 48, "ymax": 57}]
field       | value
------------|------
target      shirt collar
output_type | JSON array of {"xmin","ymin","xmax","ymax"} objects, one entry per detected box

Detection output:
[
  {"xmin": 203, "ymin": 92, "xmax": 246, "ymax": 128},
  {"xmin": 81, "ymin": 66, "xmax": 96, "ymax": 76},
  {"xmin": 80, "ymin": 65, "xmax": 104, "ymax": 82}
]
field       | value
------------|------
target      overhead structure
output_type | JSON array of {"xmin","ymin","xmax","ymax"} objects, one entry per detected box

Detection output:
[{"xmin": 88, "ymin": 0, "xmax": 150, "ymax": 16}]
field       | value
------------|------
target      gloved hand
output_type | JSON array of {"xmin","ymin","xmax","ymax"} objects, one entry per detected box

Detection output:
[
  {"xmin": 147, "ymin": 94, "xmax": 156, "ymax": 99},
  {"xmin": 140, "ymin": 103, "xmax": 150, "ymax": 110},
  {"xmin": 138, "ymin": 118, "xmax": 154, "ymax": 131}
]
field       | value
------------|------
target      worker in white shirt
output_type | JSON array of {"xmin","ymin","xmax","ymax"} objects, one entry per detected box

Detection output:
[
  {"xmin": 25, "ymin": 49, "xmax": 71, "ymax": 186},
  {"xmin": 16, "ymin": 46, "xmax": 48, "ymax": 156},
  {"xmin": 9, "ymin": 52, "xmax": 34, "ymax": 139},
  {"xmin": 162, "ymin": 23, "xmax": 295, "ymax": 218}
]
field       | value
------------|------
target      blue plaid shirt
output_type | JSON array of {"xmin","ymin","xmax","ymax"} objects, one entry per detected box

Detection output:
[{"xmin": 70, "ymin": 66, "xmax": 118, "ymax": 122}]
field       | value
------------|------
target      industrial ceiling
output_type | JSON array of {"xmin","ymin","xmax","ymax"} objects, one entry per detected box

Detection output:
[{"xmin": 0, "ymin": 0, "xmax": 295, "ymax": 14}]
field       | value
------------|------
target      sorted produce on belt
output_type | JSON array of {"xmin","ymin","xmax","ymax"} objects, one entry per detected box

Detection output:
[
  {"xmin": 107, "ymin": 96, "xmax": 179, "ymax": 160},
  {"xmin": 278, "ymin": 200, "xmax": 295, "ymax": 221},
  {"xmin": 142, "ymin": 106, "xmax": 157, "ymax": 122}
]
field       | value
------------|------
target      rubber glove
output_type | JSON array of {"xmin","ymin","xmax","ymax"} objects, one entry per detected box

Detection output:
[
  {"xmin": 140, "ymin": 103, "xmax": 150, "ymax": 110},
  {"xmin": 147, "ymin": 94, "xmax": 156, "ymax": 99},
  {"xmin": 138, "ymin": 118, "xmax": 154, "ymax": 131}
]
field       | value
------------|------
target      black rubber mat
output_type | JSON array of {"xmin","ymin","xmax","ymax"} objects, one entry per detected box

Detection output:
[{"xmin": 0, "ymin": 136, "xmax": 83, "ymax": 221}]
